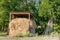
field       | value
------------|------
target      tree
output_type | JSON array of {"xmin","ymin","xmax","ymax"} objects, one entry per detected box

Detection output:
[{"xmin": 38, "ymin": 0, "xmax": 60, "ymax": 34}]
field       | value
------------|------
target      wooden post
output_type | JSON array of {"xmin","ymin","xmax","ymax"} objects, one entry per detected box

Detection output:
[
  {"xmin": 29, "ymin": 13, "xmax": 30, "ymax": 27},
  {"xmin": 12, "ymin": 15, "xmax": 14, "ymax": 20}
]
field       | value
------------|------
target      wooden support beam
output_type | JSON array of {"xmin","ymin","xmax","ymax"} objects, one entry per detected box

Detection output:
[
  {"xmin": 12, "ymin": 15, "xmax": 15, "ymax": 20},
  {"xmin": 29, "ymin": 14, "xmax": 30, "ymax": 27}
]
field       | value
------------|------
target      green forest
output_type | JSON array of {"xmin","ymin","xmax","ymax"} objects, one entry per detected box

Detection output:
[{"xmin": 0, "ymin": 0, "xmax": 60, "ymax": 36}]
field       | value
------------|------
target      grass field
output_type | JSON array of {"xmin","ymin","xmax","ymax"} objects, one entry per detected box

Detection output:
[{"xmin": 0, "ymin": 32, "xmax": 59, "ymax": 40}]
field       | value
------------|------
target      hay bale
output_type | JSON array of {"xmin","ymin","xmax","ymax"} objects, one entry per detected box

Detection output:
[{"xmin": 8, "ymin": 18, "xmax": 37, "ymax": 36}]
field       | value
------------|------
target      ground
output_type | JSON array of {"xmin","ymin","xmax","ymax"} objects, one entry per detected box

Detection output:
[
  {"xmin": 0, "ymin": 32, "xmax": 60, "ymax": 40},
  {"xmin": 0, "ymin": 36, "xmax": 59, "ymax": 40}
]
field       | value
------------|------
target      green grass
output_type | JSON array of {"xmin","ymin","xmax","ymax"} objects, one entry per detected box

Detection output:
[
  {"xmin": 0, "ymin": 32, "xmax": 7, "ymax": 36},
  {"xmin": 0, "ymin": 32, "xmax": 59, "ymax": 37},
  {"xmin": 16, "ymin": 32, "xmax": 38, "ymax": 37}
]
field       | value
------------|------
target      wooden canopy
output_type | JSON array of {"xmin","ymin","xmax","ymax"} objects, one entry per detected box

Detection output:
[
  {"xmin": 9, "ymin": 12, "xmax": 34, "ymax": 21},
  {"xmin": 10, "ymin": 12, "xmax": 34, "ymax": 16}
]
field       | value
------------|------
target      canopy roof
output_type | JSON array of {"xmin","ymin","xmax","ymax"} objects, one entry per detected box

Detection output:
[{"xmin": 10, "ymin": 12, "xmax": 34, "ymax": 17}]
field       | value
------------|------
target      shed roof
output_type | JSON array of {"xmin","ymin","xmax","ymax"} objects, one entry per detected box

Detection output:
[{"xmin": 10, "ymin": 12, "xmax": 34, "ymax": 17}]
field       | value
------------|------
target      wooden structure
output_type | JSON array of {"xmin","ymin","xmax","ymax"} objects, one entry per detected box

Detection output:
[
  {"xmin": 8, "ymin": 12, "xmax": 37, "ymax": 36},
  {"xmin": 10, "ymin": 12, "xmax": 34, "ymax": 21}
]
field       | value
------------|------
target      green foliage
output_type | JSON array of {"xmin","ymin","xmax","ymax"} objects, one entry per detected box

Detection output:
[
  {"xmin": 39, "ymin": 0, "xmax": 52, "ymax": 17},
  {"xmin": 35, "ymin": 22, "xmax": 47, "ymax": 35},
  {"xmin": 0, "ymin": 0, "xmax": 36, "ymax": 32},
  {"xmin": 38, "ymin": 0, "xmax": 60, "ymax": 21},
  {"xmin": 38, "ymin": 0, "xmax": 60, "ymax": 34},
  {"xmin": 53, "ymin": 24, "xmax": 60, "ymax": 33}
]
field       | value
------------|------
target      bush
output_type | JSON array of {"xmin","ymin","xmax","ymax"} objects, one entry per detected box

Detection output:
[
  {"xmin": 53, "ymin": 24, "xmax": 60, "ymax": 33},
  {"xmin": 35, "ymin": 22, "xmax": 47, "ymax": 35}
]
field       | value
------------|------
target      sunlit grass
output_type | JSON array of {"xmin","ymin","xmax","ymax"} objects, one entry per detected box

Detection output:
[
  {"xmin": 0, "ymin": 32, "xmax": 7, "ymax": 36},
  {"xmin": 0, "ymin": 31, "xmax": 59, "ymax": 37}
]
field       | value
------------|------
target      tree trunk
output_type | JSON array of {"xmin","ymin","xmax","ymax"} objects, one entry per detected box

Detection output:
[
  {"xmin": 44, "ymin": 18, "xmax": 53, "ymax": 34},
  {"xmin": 2, "ymin": 20, "xmax": 5, "ymax": 31}
]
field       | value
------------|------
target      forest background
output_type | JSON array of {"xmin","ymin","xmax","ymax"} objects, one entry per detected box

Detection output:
[{"xmin": 0, "ymin": 0, "xmax": 60, "ymax": 36}]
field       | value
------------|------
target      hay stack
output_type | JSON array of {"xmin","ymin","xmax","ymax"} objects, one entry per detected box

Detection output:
[{"xmin": 8, "ymin": 18, "xmax": 37, "ymax": 36}]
